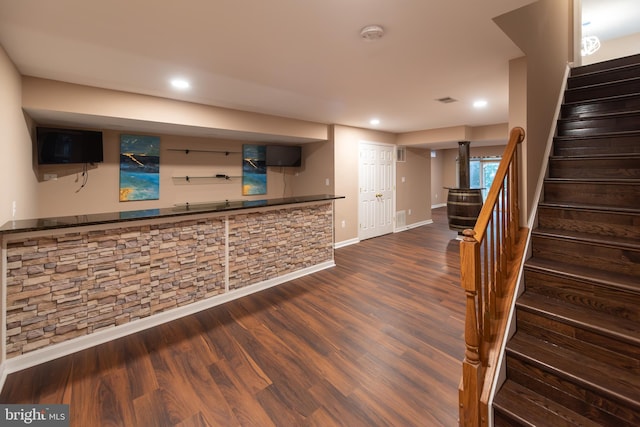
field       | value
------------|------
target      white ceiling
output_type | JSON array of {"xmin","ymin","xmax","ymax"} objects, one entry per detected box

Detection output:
[
  {"xmin": 0, "ymin": 0, "xmax": 638, "ymax": 144},
  {"xmin": 582, "ymin": 0, "xmax": 640, "ymax": 41}
]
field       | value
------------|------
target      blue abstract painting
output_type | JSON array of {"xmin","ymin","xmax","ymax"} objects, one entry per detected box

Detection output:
[
  {"xmin": 242, "ymin": 144, "xmax": 266, "ymax": 195},
  {"xmin": 120, "ymin": 134, "xmax": 160, "ymax": 201}
]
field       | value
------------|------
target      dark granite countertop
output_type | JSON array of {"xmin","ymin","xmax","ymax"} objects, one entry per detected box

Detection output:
[{"xmin": 0, "ymin": 194, "xmax": 344, "ymax": 235}]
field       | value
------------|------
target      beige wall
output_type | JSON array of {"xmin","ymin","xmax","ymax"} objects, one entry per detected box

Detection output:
[
  {"xmin": 35, "ymin": 131, "xmax": 314, "ymax": 218},
  {"xmin": 0, "ymin": 45, "xmax": 39, "ymax": 226},
  {"xmin": 398, "ymin": 125, "xmax": 471, "ymax": 146},
  {"xmin": 509, "ymin": 56, "xmax": 528, "ymax": 225},
  {"xmin": 583, "ymin": 32, "xmax": 640, "ymax": 65},
  {"xmin": 495, "ymin": 0, "xmax": 574, "ymax": 222},
  {"xmin": 332, "ymin": 125, "xmax": 397, "ymax": 244},
  {"xmin": 397, "ymin": 123, "xmax": 508, "ymax": 147},
  {"xmin": 396, "ymin": 147, "xmax": 431, "ymax": 224},
  {"xmin": 470, "ymin": 123, "xmax": 509, "ymax": 142},
  {"xmin": 292, "ymin": 140, "xmax": 335, "ymax": 197}
]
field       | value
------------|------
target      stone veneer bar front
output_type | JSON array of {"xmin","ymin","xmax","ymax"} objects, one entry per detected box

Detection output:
[{"xmin": 0, "ymin": 195, "xmax": 341, "ymax": 371}]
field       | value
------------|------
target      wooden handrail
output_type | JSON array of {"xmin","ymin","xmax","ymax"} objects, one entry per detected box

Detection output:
[{"xmin": 458, "ymin": 127, "xmax": 526, "ymax": 427}]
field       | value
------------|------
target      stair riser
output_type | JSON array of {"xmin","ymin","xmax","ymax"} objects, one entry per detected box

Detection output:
[
  {"xmin": 548, "ymin": 158, "xmax": 640, "ymax": 179},
  {"xmin": 531, "ymin": 235, "xmax": 640, "ymax": 276},
  {"xmin": 572, "ymin": 54, "xmax": 640, "ymax": 76},
  {"xmin": 557, "ymin": 114, "xmax": 640, "ymax": 137},
  {"xmin": 516, "ymin": 308, "xmax": 640, "ymax": 368},
  {"xmin": 554, "ymin": 135, "xmax": 640, "ymax": 156},
  {"xmin": 565, "ymin": 79, "xmax": 640, "ymax": 103},
  {"xmin": 506, "ymin": 356, "xmax": 638, "ymax": 426},
  {"xmin": 523, "ymin": 268, "xmax": 640, "ymax": 322},
  {"xmin": 568, "ymin": 65, "xmax": 640, "ymax": 89},
  {"xmin": 562, "ymin": 95, "xmax": 640, "ymax": 119},
  {"xmin": 537, "ymin": 206, "xmax": 640, "ymax": 240},
  {"xmin": 544, "ymin": 181, "xmax": 639, "ymax": 210},
  {"xmin": 494, "ymin": 380, "xmax": 605, "ymax": 427}
]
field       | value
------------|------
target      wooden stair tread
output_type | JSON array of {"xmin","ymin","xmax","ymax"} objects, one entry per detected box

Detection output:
[
  {"xmin": 561, "ymin": 109, "xmax": 640, "ymax": 121},
  {"xmin": 563, "ymin": 91, "xmax": 640, "ymax": 108},
  {"xmin": 564, "ymin": 81, "xmax": 640, "ymax": 104},
  {"xmin": 549, "ymin": 153, "xmax": 640, "ymax": 161},
  {"xmin": 507, "ymin": 332, "xmax": 640, "ymax": 410},
  {"xmin": 559, "ymin": 109, "xmax": 640, "ymax": 121},
  {"xmin": 524, "ymin": 257, "xmax": 640, "ymax": 295},
  {"xmin": 571, "ymin": 54, "xmax": 640, "ymax": 77},
  {"xmin": 532, "ymin": 227, "xmax": 640, "ymax": 250},
  {"xmin": 516, "ymin": 292, "xmax": 640, "ymax": 348},
  {"xmin": 538, "ymin": 201, "xmax": 640, "ymax": 215},
  {"xmin": 561, "ymin": 96, "xmax": 640, "ymax": 120},
  {"xmin": 554, "ymin": 130, "xmax": 640, "ymax": 140},
  {"xmin": 494, "ymin": 380, "xmax": 604, "ymax": 427},
  {"xmin": 545, "ymin": 177, "xmax": 640, "ymax": 184},
  {"xmin": 566, "ymin": 75, "xmax": 640, "ymax": 88},
  {"xmin": 562, "ymin": 105, "xmax": 640, "ymax": 122}
]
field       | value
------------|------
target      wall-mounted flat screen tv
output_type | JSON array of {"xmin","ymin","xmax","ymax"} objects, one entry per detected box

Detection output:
[
  {"xmin": 265, "ymin": 145, "xmax": 302, "ymax": 167},
  {"xmin": 37, "ymin": 127, "xmax": 104, "ymax": 164}
]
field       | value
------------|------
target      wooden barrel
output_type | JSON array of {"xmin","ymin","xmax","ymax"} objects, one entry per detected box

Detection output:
[{"xmin": 446, "ymin": 188, "xmax": 483, "ymax": 233}]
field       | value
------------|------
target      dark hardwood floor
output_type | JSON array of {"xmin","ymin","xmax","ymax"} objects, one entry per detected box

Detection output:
[{"xmin": 0, "ymin": 207, "xmax": 465, "ymax": 426}]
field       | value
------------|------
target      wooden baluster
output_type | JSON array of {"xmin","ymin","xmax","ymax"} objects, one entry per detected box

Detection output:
[
  {"xmin": 510, "ymin": 154, "xmax": 520, "ymax": 248},
  {"xmin": 487, "ymin": 218, "xmax": 496, "ymax": 339},
  {"xmin": 498, "ymin": 184, "xmax": 506, "ymax": 296},
  {"xmin": 503, "ymin": 182, "xmax": 508, "ymax": 293},
  {"xmin": 504, "ymin": 172, "xmax": 512, "ymax": 263},
  {"xmin": 482, "ymin": 234, "xmax": 491, "ymax": 350},
  {"xmin": 478, "ymin": 240, "xmax": 486, "ymax": 347},
  {"xmin": 495, "ymin": 207, "xmax": 501, "ymax": 340}
]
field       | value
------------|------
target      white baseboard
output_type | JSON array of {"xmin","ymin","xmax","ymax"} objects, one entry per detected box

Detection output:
[
  {"xmin": 431, "ymin": 203, "xmax": 447, "ymax": 209},
  {"xmin": 394, "ymin": 219, "xmax": 433, "ymax": 233},
  {"xmin": 337, "ymin": 220, "xmax": 435, "ymax": 244},
  {"xmin": 0, "ymin": 261, "xmax": 335, "ymax": 382},
  {"xmin": 335, "ymin": 238, "xmax": 359, "ymax": 249},
  {"xmin": 0, "ymin": 363, "xmax": 6, "ymax": 395}
]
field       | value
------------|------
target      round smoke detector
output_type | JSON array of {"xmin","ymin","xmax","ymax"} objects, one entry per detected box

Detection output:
[{"xmin": 360, "ymin": 25, "xmax": 385, "ymax": 41}]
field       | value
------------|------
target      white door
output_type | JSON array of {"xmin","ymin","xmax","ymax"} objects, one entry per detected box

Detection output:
[{"xmin": 359, "ymin": 141, "xmax": 395, "ymax": 240}]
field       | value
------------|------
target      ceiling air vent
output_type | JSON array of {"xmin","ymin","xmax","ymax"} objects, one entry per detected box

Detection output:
[{"xmin": 436, "ymin": 97, "xmax": 458, "ymax": 104}]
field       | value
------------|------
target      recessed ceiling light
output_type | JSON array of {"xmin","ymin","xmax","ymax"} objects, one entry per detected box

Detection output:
[
  {"xmin": 473, "ymin": 100, "xmax": 488, "ymax": 108},
  {"xmin": 171, "ymin": 78, "xmax": 190, "ymax": 90},
  {"xmin": 370, "ymin": 118, "xmax": 380, "ymax": 125}
]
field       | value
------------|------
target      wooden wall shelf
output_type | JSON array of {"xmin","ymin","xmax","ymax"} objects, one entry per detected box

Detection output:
[
  {"xmin": 172, "ymin": 174, "xmax": 240, "ymax": 182},
  {"xmin": 167, "ymin": 148, "xmax": 241, "ymax": 156}
]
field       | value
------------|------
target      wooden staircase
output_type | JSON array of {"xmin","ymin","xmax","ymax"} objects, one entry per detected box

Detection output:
[{"xmin": 493, "ymin": 54, "xmax": 640, "ymax": 426}]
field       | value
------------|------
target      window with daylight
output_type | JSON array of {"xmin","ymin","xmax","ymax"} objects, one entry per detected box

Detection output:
[{"xmin": 458, "ymin": 156, "xmax": 501, "ymax": 200}]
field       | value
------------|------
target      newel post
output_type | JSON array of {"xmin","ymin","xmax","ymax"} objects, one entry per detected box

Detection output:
[{"xmin": 459, "ymin": 229, "xmax": 482, "ymax": 427}]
